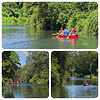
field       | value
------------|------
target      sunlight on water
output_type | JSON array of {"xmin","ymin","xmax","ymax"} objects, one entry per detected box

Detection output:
[
  {"xmin": 52, "ymin": 77, "xmax": 98, "ymax": 98},
  {"xmin": 2, "ymin": 26, "xmax": 98, "ymax": 49}
]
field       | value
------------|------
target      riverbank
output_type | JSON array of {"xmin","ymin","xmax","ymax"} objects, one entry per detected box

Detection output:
[
  {"xmin": 2, "ymin": 2, "xmax": 98, "ymax": 36},
  {"xmin": 2, "ymin": 17, "xmax": 26, "ymax": 26}
]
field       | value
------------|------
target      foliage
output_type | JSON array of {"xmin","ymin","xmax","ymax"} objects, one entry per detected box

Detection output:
[
  {"xmin": 51, "ymin": 51, "xmax": 98, "ymax": 87},
  {"xmin": 85, "ymin": 9, "xmax": 98, "ymax": 36},
  {"xmin": 2, "ymin": 51, "xmax": 20, "ymax": 85},
  {"xmin": 2, "ymin": 51, "xmax": 49, "ymax": 85},
  {"xmin": 51, "ymin": 51, "xmax": 71, "ymax": 86},
  {"xmin": 51, "ymin": 57, "xmax": 61, "ymax": 86},
  {"xmin": 17, "ymin": 51, "xmax": 49, "ymax": 85},
  {"xmin": 2, "ymin": 2, "xmax": 98, "ymax": 36}
]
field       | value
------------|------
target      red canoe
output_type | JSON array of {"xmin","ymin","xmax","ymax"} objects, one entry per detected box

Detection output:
[
  {"xmin": 57, "ymin": 35, "xmax": 78, "ymax": 39},
  {"xmin": 9, "ymin": 83, "xmax": 19, "ymax": 84}
]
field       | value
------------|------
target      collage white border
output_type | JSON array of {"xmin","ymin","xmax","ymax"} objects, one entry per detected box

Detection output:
[{"xmin": 0, "ymin": 0, "xmax": 100, "ymax": 100}]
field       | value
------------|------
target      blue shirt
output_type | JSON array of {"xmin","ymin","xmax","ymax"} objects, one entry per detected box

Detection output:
[{"xmin": 64, "ymin": 30, "xmax": 69, "ymax": 36}]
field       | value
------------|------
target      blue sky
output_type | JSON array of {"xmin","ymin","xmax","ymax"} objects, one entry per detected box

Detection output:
[{"xmin": 15, "ymin": 51, "xmax": 29, "ymax": 67}]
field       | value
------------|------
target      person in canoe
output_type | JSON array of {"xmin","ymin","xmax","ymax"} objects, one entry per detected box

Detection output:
[
  {"xmin": 17, "ymin": 81, "xmax": 19, "ymax": 84},
  {"xmin": 59, "ymin": 27, "xmax": 69, "ymax": 36},
  {"xmin": 69, "ymin": 28, "xmax": 76, "ymax": 36},
  {"xmin": 64, "ymin": 27, "xmax": 69, "ymax": 36},
  {"xmin": 58, "ymin": 28, "xmax": 63, "ymax": 35},
  {"xmin": 83, "ymin": 80, "xmax": 88, "ymax": 86}
]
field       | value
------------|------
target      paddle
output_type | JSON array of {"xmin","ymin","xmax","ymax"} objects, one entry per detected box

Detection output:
[
  {"xmin": 67, "ymin": 36, "xmax": 69, "ymax": 39},
  {"xmin": 52, "ymin": 33, "xmax": 57, "ymax": 35},
  {"xmin": 52, "ymin": 32, "xmax": 60, "ymax": 35}
]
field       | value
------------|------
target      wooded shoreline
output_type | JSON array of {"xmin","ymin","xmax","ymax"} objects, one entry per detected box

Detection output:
[
  {"xmin": 2, "ymin": 51, "xmax": 49, "ymax": 86},
  {"xmin": 2, "ymin": 2, "xmax": 98, "ymax": 37},
  {"xmin": 51, "ymin": 51, "xmax": 98, "ymax": 87}
]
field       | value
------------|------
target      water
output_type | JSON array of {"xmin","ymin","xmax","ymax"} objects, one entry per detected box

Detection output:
[
  {"xmin": 2, "ymin": 83, "xmax": 49, "ymax": 98},
  {"xmin": 51, "ymin": 77, "xmax": 98, "ymax": 98},
  {"xmin": 2, "ymin": 26, "xmax": 98, "ymax": 49}
]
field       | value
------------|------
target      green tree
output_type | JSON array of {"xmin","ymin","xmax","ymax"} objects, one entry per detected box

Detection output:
[
  {"xmin": 2, "ymin": 2, "xmax": 98, "ymax": 36},
  {"xmin": 51, "ymin": 57, "xmax": 61, "ymax": 86},
  {"xmin": 51, "ymin": 51, "xmax": 98, "ymax": 87},
  {"xmin": 2, "ymin": 51, "xmax": 21, "ymax": 84},
  {"xmin": 19, "ymin": 51, "xmax": 49, "ymax": 85}
]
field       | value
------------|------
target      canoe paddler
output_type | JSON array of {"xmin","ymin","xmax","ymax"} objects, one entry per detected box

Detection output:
[
  {"xmin": 63, "ymin": 27, "xmax": 69, "ymax": 36},
  {"xmin": 83, "ymin": 80, "xmax": 88, "ymax": 86},
  {"xmin": 58, "ymin": 28, "xmax": 63, "ymax": 35},
  {"xmin": 17, "ymin": 81, "xmax": 19, "ymax": 84},
  {"xmin": 59, "ymin": 27, "xmax": 69, "ymax": 36},
  {"xmin": 69, "ymin": 28, "xmax": 76, "ymax": 36}
]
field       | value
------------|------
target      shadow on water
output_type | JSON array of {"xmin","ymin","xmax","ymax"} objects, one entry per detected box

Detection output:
[
  {"xmin": 52, "ymin": 77, "xmax": 98, "ymax": 98},
  {"xmin": 2, "ymin": 83, "xmax": 49, "ymax": 98}
]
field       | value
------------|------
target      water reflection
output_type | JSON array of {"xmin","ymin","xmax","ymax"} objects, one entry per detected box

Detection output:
[
  {"xmin": 2, "ymin": 26, "xmax": 98, "ymax": 49},
  {"xmin": 64, "ymin": 85, "xmax": 98, "ymax": 98},
  {"xmin": 52, "ymin": 77, "xmax": 98, "ymax": 98},
  {"xmin": 3, "ymin": 83, "xmax": 49, "ymax": 98},
  {"xmin": 69, "ymin": 39, "xmax": 78, "ymax": 49},
  {"xmin": 57, "ymin": 38, "xmax": 78, "ymax": 49}
]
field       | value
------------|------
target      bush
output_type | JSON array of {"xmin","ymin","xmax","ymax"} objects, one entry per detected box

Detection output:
[
  {"xmin": 67, "ymin": 9, "xmax": 98, "ymax": 37},
  {"xmin": 85, "ymin": 9, "xmax": 98, "ymax": 36}
]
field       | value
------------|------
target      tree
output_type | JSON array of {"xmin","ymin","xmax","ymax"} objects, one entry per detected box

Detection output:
[
  {"xmin": 51, "ymin": 51, "xmax": 98, "ymax": 86},
  {"xmin": 2, "ymin": 2, "xmax": 98, "ymax": 36},
  {"xmin": 18, "ymin": 51, "xmax": 49, "ymax": 85},
  {"xmin": 2, "ymin": 51, "xmax": 21, "ymax": 84},
  {"xmin": 51, "ymin": 57, "xmax": 61, "ymax": 86}
]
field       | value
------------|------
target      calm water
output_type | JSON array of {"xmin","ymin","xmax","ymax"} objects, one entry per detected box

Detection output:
[
  {"xmin": 51, "ymin": 77, "xmax": 98, "ymax": 98},
  {"xmin": 2, "ymin": 83, "xmax": 49, "ymax": 98},
  {"xmin": 2, "ymin": 26, "xmax": 98, "ymax": 49}
]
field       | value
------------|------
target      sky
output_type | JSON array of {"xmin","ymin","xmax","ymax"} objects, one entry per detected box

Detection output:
[{"xmin": 15, "ymin": 51, "xmax": 29, "ymax": 67}]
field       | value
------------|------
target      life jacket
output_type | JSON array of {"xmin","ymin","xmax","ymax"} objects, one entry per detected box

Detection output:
[
  {"xmin": 72, "ymin": 30, "xmax": 76, "ymax": 33},
  {"xmin": 59, "ymin": 30, "xmax": 63, "ymax": 34}
]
